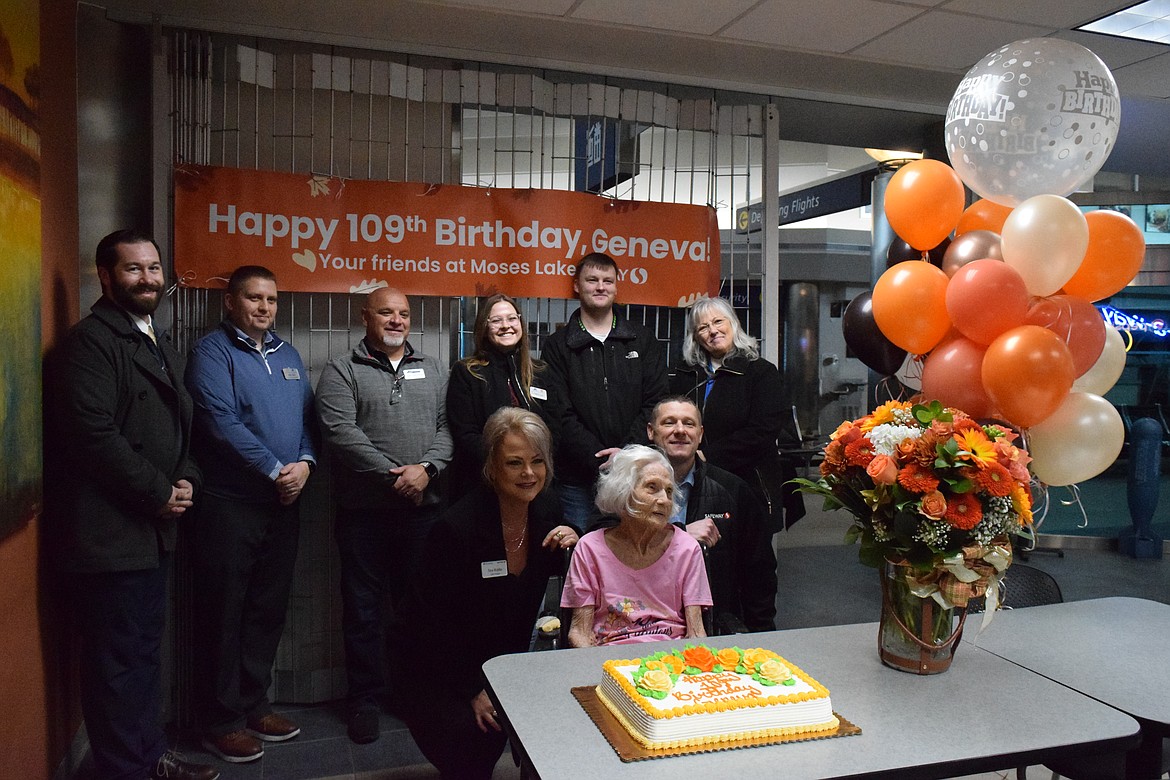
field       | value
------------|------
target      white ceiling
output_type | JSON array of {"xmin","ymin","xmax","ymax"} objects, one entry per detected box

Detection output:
[{"xmin": 103, "ymin": 0, "xmax": 1170, "ymax": 173}]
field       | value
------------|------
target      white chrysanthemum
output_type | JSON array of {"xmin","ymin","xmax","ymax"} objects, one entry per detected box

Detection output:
[{"xmin": 867, "ymin": 424, "xmax": 922, "ymax": 455}]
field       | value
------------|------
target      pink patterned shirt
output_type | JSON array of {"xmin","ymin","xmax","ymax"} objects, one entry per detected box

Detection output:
[{"xmin": 561, "ymin": 525, "xmax": 712, "ymax": 645}]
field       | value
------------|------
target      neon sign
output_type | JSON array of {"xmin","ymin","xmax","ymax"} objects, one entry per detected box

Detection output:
[{"xmin": 1098, "ymin": 305, "xmax": 1170, "ymax": 338}]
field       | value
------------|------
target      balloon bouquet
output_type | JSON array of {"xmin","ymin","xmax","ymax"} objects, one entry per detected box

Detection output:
[{"xmin": 844, "ymin": 39, "xmax": 1142, "ymax": 491}]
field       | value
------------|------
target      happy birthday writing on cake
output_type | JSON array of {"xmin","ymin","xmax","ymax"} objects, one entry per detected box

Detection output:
[{"xmin": 670, "ymin": 672, "xmax": 757, "ymax": 703}]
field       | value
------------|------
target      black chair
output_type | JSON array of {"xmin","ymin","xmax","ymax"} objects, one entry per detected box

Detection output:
[{"xmin": 965, "ymin": 563, "xmax": 1063, "ymax": 614}]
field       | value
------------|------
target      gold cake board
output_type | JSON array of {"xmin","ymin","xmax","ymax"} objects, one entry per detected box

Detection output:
[{"xmin": 572, "ymin": 686, "xmax": 861, "ymax": 763}]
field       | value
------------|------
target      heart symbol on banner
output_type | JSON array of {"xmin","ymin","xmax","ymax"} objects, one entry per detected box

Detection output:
[{"xmin": 292, "ymin": 249, "xmax": 317, "ymax": 272}]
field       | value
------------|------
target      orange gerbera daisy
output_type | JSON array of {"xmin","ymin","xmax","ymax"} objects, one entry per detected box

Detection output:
[
  {"xmin": 844, "ymin": 437, "xmax": 876, "ymax": 467},
  {"xmin": 859, "ymin": 400, "xmax": 909, "ymax": 432},
  {"xmin": 1011, "ymin": 484, "xmax": 1034, "ymax": 526},
  {"xmin": 973, "ymin": 461, "xmax": 1015, "ymax": 496},
  {"xmin": 954, "ymin": 429, "xmax": 997, "ymax": 468},
  {"xmin": 898, "ymin": 462, "xmax": 940, "ymax": 493},
  {"xmin": 943, "ymin": 492, "xmax": 983, "ymax": 530}
]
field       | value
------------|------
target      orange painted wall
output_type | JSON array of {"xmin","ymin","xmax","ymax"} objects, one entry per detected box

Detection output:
[{"xmin": 0, "ymin": 0, "xmax": 81, "ymax": 778}]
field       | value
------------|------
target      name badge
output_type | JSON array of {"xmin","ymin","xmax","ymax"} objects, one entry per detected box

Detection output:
[
  {"xmin": 281, "ymin": 367, "xmax": 301, "ymax": 380},
  {"xmin": 530, "ymin": 386, "xmax": 548, "ymax": 401},
  {"xmin": 403, "ymin": 368, "xmax": 426, "ymax": 380},
  {"xmin": 481, "ymin": 560, "xmax": 508, "ymax": 579}
]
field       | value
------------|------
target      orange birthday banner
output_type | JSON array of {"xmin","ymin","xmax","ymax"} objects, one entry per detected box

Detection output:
[{"xmin": 173, "ymin": 164, "xmax": 721, "ymax": 306}]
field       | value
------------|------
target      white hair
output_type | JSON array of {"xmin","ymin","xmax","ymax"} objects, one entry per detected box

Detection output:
[
  {"xmin": 682, "ymin": 296, "xmax": 759, "ymax": 366},
  {"xmin": 594, "ymin": 444, "xmax": 679, "ymax": 521}
]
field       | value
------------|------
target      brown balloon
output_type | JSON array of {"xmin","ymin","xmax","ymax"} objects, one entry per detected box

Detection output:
[
  {"xmin": 886, "ymin": 235, "xmax": 950, "ymax": 268},
  {"xmin": 942, "ymin": 229, "xmax": 1003, "ymax": 277},
  {"xmin": 842, "ymin": 290, "xmax": 908, "ymax": 376}
]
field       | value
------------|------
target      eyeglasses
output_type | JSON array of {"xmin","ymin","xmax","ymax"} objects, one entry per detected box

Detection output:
[
  {"xmin": 488, "ymin": 315, "xmax": 522, "ymax": 329},
  {"xmin": 389, "ymin": 374, "xmax": 403, "ymax": 404},
  {"xmin": 695, "ymin": 317, "xmax": 727, "ymax": 336}
]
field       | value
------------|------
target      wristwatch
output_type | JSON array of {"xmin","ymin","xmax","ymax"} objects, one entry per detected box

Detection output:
[{"xmin": 419, "ymin": 461, "xmax": 438, "ymax": 480}]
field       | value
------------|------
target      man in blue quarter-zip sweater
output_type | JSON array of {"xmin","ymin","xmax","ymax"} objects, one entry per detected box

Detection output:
[
  {"xmin": 541, "ymin": 252, "xmax": 668, "ymax": 531},
  {"xmin": 185, "ymin": 265, "xmax": 317, "ymax": 765}
]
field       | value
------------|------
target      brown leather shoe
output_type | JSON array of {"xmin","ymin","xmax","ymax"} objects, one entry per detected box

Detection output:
[
  {"xmin": 247, "ymin": 712, "xmax": 301, "ymax": 742},
  {"xmin": 152, "ymin": 750, "xmax": 221, "ymax": 779},
  {"xmin": 200, "ymin": 729, "xmax": 264, "ymax": 763}
]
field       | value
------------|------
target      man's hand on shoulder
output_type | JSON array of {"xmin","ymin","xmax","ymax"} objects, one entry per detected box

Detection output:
[{"xmin": 686, "ymin": 517, "xmax": 720, "ymax": 548}]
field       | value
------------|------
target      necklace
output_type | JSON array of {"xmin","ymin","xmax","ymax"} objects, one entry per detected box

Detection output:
[{"xmin": 503, "ymin": 523, "xmax": 527, "ymax": 554}]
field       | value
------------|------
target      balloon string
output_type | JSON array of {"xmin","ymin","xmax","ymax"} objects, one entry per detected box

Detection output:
[
  {"xmin": 1057, "ymin": 484, "xmax": 1089, "ymax": 529},
  {"xmin": 1030, "ymin": 481, "xmax": 1050, "ymax": 534}
]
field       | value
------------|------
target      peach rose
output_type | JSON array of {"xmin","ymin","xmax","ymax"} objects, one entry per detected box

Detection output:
[
  {"xmin": 683, "ymin": 645, "xmax": 717, "ymax": 673},
  {"xmin": 919, "ymin": 490, "xmax": 947, "ymax": 520},
  {"xmin": 660, "ymin": 655, "xmax": 685, "ymax": 675},
  {"xmin": 716, "ymin": 647, "xmax": 741, "ymax": 670},
  {"xmin": 758, "ymin": 659, "xmax": 791, "ymax": 685},
  {"xmin": 741, "ymin": 648, "xmax": 770, "ymax": 670},
  {"xmin": 866, "ymin": 454, "xmax": 899, "ymax": 485},
  {"xmin": 831, "ymin": 420, "xmax": 863, "ymax": 444},
  {"xmin": 640, "ymin": 669, "xmax": 672, "ymax": 693}
]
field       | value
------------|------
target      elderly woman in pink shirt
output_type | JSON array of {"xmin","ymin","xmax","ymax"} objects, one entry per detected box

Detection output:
[{"xmin": 562, "ymin": 444, "xmax": 712, "ymax": 646}]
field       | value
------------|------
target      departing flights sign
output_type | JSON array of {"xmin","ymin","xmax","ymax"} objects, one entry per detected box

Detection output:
[{"xmin": 735, "ymin": 166, "xmax": 878, "ymax": 233}]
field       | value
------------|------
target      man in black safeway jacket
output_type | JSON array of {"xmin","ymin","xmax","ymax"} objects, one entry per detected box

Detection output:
[
  {"xmin": 541, "ymin": 252, "xmax": 668, "ymax": 531},
  {"xmin": 647, "ymin": 396, "xmax": 777, "ymax": 632}
]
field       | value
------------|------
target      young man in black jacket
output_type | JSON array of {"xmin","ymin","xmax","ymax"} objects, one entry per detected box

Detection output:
[
  {"xmin": 541, "ymin": 252, "xmax": 668, "ymax": 530},
  {"xmin": 647, "ymin": 396, "xmax": 778, "ymax": 632}
]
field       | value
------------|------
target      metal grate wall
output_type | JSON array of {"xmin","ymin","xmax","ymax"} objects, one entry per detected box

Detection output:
[{"xmin": 166, "ymin": 28, "xmax": 767, "ymax": 705}]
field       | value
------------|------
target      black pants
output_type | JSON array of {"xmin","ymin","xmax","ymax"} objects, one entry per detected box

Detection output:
[
  {"xmin": 73, "ymin": 555, "xmax": 172, "ymax": 780},
  {"xmin": 335, "ymin": 503, "xmax": 437, "ymax": 711},
  {"xmin": 193, "ymin": 494, "xmax": 301, "ymax": 736},
  {"xmin": 406, "ymin": 696, "xmax": 507, "ymax": 780}
]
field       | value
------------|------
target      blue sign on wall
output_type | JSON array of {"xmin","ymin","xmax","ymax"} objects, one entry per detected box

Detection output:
[{"xmin": 574, "ymin": 118, "xmax": 636, "ymax": 193}]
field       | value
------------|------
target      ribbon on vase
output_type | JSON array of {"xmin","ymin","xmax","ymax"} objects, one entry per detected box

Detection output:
[{"xmin": 900, "ymin": 541, "xmax": 1013, "ymax": 631}]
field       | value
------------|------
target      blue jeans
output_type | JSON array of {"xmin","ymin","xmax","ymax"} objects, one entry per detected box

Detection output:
[
  {"xmin": 335, "ymin": 503, "xmax": 438, "ymax": 710},
  {"xmin": 558, "ymin": 482, "xmax": 595, "ymax": 534}
]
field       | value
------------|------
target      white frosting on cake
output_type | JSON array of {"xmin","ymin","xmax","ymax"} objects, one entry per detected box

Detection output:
[{"xmin": 597, "ymin": 649, "xmax": 838, "ymax": 749}]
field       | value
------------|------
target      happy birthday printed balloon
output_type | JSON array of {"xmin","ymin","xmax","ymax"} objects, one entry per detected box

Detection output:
[{"xmin": 945, "ymin": 39, "xmax": 1120, "ymax": 206}]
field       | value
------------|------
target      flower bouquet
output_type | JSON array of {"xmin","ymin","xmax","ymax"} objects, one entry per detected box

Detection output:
[{"xmin": 790, "ymin": 400, "xmax": 1034, "ymax": 673}]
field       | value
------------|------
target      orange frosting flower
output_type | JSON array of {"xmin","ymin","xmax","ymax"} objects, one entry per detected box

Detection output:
[
  {"xmin": 660, "ymin": 655, "xmax": 685, "ymax": 674},
  {"xmin": 716, "ymin": 647, "xmax": 741, "ymax": 670},
  {"xmin": 741, "ymin": 648, "xmax": 770, "ymax": 670},
  {"xmin": 866, "ymin": 454, "xmax": 899, "ymax": 485},
  {"xmin": 644, "ymin": 658, "xmax": 666, "ymax": 672},
  {"xmin": 682, "ymin": 645, "xmax": 716, "ymax": 673}
]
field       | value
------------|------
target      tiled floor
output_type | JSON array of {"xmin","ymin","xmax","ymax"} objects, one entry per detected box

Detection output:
[{"xmin": 73, "ymin": 504, "xmax": 1167, "ymax": 780}]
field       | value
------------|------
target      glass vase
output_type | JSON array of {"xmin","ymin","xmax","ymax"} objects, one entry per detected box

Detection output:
[{"xmin": 878, "ymin": 560, "xmax": 966, "ymax": 674}]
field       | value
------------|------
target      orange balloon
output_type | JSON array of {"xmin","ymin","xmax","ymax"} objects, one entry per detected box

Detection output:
[
  {"xmin": 982, "ymin": 325, "xmax": 1075, "ymax": 429},
  {"xmin": 921, "ymin": 336, "xmax": 994, "ymax": 418},
  {"xmin": 884, "ymin": 160, "xmax": 965, "ymax": 250},
  {"xmin": 1025, "ymin": 294, "xmax": 1106, "ymax": 377},
  {"xmin": 1061, "ymin": 210, "xmax": 1145, "ymax": 302},
  {"xmin": 956, "ymin": 199, "xmax": 1014, "ymax": 236},
  {"xmin": 872, "ymin": 261, "xmax": 951, "ymax": 355}
]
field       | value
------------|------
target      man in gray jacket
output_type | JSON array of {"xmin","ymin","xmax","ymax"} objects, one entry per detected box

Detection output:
[{"xmin": 316, "ymin": 287, "xmax": 452, "ymax": 745}]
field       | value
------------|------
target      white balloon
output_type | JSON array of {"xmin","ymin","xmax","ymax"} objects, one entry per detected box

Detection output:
[
  {"xmin": 945, "ymin": 39, "xmax": 1120, "ymax": 206},
  {"xmin": 1072, "ymin": 322, "xmax": 1126, "ymax": 395},
  {"xmin": 1027, "ymin": 392, "xmax": 1123, "ymax": 486},
  {"xmin": 1001, "ymin": 194, "xmax": 1088, "ymax": 296}
]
